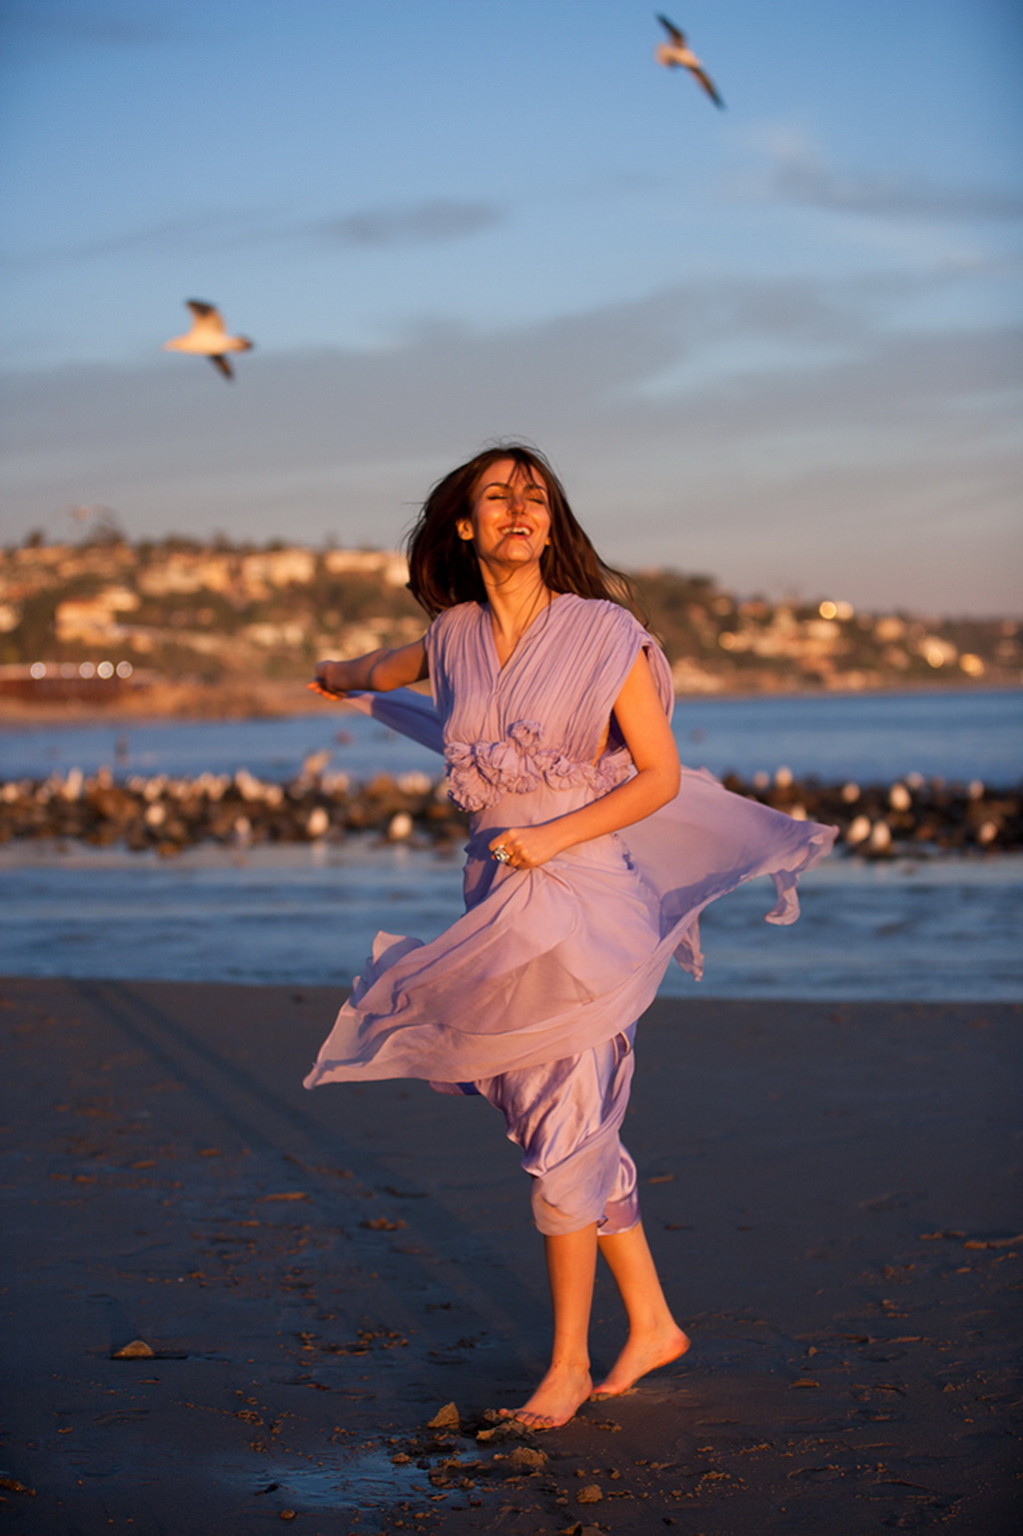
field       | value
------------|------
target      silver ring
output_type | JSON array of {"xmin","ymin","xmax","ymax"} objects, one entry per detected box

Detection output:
[{"xmin": 492, "ymin": 845, "xmax": 511, "ymax": 864}]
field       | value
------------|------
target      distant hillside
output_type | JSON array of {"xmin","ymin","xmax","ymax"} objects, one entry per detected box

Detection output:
[{"xmin": 0, "ymin": 534, "xmax": 1019, "ymax": 713}]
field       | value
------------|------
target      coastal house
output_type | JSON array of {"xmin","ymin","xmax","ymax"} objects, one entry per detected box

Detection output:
[
  {"xmin": 240, "ymin": 548, "xmax": 316, "ymax": 594},
  {"xmin": 242, "ymin": 620, "xmax": 308, "ymax": 648},
  {"xmin": 54, "ymin": 588, "xmax": 140, "ymax": 644},
  {"xmin": 324, "ymin": 549, "xmax": 409, "ymax": 587},
  {"xmin": 138, "ymin": 553, "xmax": 235, "ymax": 597}
]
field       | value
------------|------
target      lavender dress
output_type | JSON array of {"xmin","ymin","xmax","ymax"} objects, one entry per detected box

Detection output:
[{"xmin": 304, "ymin": 595, "xmax": 835, "ymax": 1235}]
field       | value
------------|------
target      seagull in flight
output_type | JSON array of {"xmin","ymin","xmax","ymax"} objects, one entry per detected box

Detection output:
[
  {"xmin": 655, "ymin": 15, "xmax": 725, "ymax": 108},
  {"xmin": 162, "ymin": 300, "xmax": 254, "ymax": 380}
]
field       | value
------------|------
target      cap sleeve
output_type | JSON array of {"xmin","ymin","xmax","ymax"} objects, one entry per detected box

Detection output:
[{"xmin": 591, "ymin": 602, "xmax": 674, "ymax": 720}]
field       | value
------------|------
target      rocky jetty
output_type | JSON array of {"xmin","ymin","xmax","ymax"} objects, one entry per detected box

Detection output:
[
  {"xmin": 0, "ymin": 763, "xmax": 1019, "ymax": 858},
  {"xmin": 0, "ymin": 764, "xmax": 463, "ymax": 856},
  {"xmin": 720, "ymin": 768, "xmax": 1021, "ymax": 857}
]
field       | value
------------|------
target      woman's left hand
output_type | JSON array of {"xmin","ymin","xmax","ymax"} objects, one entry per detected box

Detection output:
[{"xmin": 488, "ymin": 823, "xmax": 565, "ymax": 870}]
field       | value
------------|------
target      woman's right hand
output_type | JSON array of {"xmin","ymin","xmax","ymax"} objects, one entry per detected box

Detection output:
[
  {"xmin": 307, "ymin": 638, "xmax": 428, "ymax": 700},
  {"xmin": 308, "ymin": 659, "xmax": 352, "ymax": 699}
]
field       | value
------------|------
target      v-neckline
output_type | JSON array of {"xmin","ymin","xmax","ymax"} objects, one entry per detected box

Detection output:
[{"xmin": 482, "ymin": 592, "xmax": 567, "ymax": 676}]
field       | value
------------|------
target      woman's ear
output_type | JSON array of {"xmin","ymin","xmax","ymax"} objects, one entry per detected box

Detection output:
[{"xmin": 456, "ymin": 518, "xmax": 474, "ymax": 542}]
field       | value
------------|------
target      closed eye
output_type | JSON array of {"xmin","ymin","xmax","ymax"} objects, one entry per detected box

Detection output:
[{"xmin": 482, "ymin": 481, "xmax": 548, "ymax": 503}]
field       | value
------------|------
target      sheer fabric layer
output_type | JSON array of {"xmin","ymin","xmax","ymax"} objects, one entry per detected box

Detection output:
[{"xmin": 304, "ymin": 597, "xmax": 836, "ymax": 1090}]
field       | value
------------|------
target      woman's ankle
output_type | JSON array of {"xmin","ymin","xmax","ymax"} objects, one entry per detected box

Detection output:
[
  {"xmin": 623, "ymin": 1310, "xmax": 683, "ymax": 1339},
  {"xmin": 547, "ymin": 1354, "xmax": 591, "ymax": 1375}
]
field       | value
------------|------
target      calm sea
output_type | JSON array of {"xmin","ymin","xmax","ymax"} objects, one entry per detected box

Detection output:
[
  {"xmin": 2, "ymin": 687, "xmax": 1021, "ymax": 785},
  {"xmin": 1, "ymin": 689, "xmax": 1020, "ymax": 1002}
]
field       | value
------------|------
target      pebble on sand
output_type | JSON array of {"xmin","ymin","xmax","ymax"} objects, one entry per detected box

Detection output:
[
  {"xmin": 427, "ymin": 1401, "xmax": 461, "ymax": 1432},
  {"xmin": 112, "ymin": 1339, "xmax": 155, "ymax": 1359},
  {"xmin": 507, "ymin": 1445, "xmax": 548, "ymax": 1469}
]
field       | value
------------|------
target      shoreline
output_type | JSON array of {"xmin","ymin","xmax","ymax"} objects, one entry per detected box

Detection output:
[
  {"xmin": 2, "ymin": 846, "xmax": 1020, "ymax": 1006},
  {"xmin": 1, "ymin": 977, "xmax": 1019, "ymax": 1534}
]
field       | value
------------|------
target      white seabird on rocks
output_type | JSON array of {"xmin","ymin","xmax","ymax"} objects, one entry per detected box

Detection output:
[{"xmin": 162, "ymin": 300, "xmax": 254, "ymax": 380}]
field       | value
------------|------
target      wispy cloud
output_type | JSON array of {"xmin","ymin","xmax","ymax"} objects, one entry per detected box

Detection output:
[
  {"xmin": 0, "ymin": 198, "xmax": 506, "ymax": 273},
  {"xmin": 0, "ymin": 210, "xmax": 281, "ymax": 272},
  {"xmin": 750, "ymin": 126, "xmax": 1023, "ymax": 223},
  {"xmin": 319, "ymin": 200, "xmax": 504, "ymax": 248},
  {"xmin": 3, "ymin": 271, "xmax": 1019, "ymax": 612}
]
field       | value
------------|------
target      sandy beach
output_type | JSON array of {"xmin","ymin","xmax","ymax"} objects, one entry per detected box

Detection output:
[{"xmin": 1, "ymin": 977, "xmax": 1019, "ymax": 1534}]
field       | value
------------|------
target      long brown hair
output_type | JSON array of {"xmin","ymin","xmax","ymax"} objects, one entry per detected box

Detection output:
[{"xmin": 405, "ymin": 443, "xmax": 639, "ymax": 618}]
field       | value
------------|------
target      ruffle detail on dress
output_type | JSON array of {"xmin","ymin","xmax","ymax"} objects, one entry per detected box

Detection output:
[{"xmin": 445, "ymin": 719, "xmax": 632, "ymax": 812}]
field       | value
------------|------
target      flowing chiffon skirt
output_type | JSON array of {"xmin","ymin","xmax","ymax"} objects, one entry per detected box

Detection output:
[{"xmin": 303, "ymin": 689, "xmax": 836, "ymax": 1090}]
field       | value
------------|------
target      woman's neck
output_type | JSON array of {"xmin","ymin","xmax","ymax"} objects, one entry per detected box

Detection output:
[{"xmin": 481, "ymin": 569, "xmax": 554, "ymax": 663}]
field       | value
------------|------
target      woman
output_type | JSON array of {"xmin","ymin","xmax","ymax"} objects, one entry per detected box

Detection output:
[{"xmin": 305, "ymin": 444, "xmax": 835, "ymax": 1429}]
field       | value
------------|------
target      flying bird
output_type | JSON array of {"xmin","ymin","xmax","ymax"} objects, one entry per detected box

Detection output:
[
  {"xmin": 162, "ymin": 300, "xmax": 254, "ymax": 380},
  {"xmin": 655, "ymin": 15, "xmax": 725, "ymax": 108}
]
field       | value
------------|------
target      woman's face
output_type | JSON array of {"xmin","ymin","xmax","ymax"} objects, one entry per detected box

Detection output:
[{"xmin": 457, "ymin": 458, "xmax": 552, "ymax": 571}]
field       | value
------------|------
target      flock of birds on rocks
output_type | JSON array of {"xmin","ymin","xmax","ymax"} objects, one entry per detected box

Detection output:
[
  {"xmin": 162, "ymin": 16, "xmax": 723, "ymax": 381},
  {"xmin": 1, "ymin": 762, "xmax": 1017, "ymax": 860}
]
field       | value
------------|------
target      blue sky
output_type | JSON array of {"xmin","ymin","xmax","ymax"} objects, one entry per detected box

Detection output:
[{"xmin": 1, "ymin": 0, "xmax": 1020, "ymax": 614}]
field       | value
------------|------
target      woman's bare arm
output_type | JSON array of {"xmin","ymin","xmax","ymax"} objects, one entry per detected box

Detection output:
[
  {"xmin": 309, "ymin": 637, "xmax": 428, "ymax": 698},
  {"xmin": 487, "ymin": 649, "xmax": 681, "ymax": 868}
]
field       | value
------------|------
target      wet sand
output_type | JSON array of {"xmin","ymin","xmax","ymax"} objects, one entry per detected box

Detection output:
[{"xmin": 1, "ymin": 978, "xmax": 1019, "ymax": 1534}]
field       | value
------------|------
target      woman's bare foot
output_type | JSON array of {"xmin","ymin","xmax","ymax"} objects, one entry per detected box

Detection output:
[
  {"xmin": 590, "ymin": 1325, "xmax": 690, "ymax": 1399},
  {"xmin": 497, "ymin": 1362, "xmax": 593, "ymax": 1430}
]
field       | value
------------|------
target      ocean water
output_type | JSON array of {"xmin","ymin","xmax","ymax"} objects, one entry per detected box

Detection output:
[
  {"xmin": 1, "ymin": 689, "xmax": 1020, "ymax": 1001},
  {"xmin": 2, "ymin": 687, "xmax": 1021, "ymax": 786},
  {"xmin": 0, "ymin": 839, "xmax": 1019, "ymax": 1002}
]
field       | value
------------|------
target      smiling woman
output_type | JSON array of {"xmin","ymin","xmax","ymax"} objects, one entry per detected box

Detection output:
[
  {"xmin": 458, "ymin": 462, "xmax": 556, "ymax": 666},
  {"xmin": 403, "ymin": 444, "xmax": 638, "ymax": 620},
  {"xmin": 303, "ymin": 441, "xmax": 835, "ymax": 1431}
]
